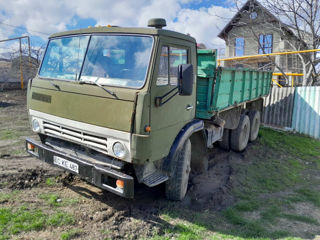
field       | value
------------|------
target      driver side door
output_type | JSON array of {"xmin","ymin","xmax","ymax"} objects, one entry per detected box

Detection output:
[{"xmin": 149, "ymin": 38, "xmax": 197, "ymax": 161}]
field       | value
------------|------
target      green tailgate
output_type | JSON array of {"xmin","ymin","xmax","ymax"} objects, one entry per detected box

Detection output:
[{"xmin": 196, "ymin": 49, "xmax": 272, "ymax": 119}]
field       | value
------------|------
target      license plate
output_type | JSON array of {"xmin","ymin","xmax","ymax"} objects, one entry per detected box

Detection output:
[{"xmin": 53, "ymin": 156, "xmax": 79, "ymax": 173}]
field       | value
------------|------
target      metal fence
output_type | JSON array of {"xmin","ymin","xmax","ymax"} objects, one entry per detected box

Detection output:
[
  {"xmin": 292, "ymin": 87, "xmax": 320, "ymax": 139},
  {"xmin": 263, "ymin": 87, "xmax": 295, "ymax": 128},
  {"xmin": 263, "ymin": 86, "xmax": 320, "ymax": 140}
]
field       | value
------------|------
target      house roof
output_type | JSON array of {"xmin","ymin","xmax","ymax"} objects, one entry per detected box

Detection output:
[{"xmin": 217, "ymin": 0, "xmax": 298, "ymax": 41}]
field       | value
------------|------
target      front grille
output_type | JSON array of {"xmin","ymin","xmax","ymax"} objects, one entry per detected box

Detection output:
[{"xmin": 43, "ymin": 121, "xmax": 108, "ymax": 152}]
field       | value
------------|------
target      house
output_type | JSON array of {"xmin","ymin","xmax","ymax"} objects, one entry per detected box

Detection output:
[{"xmin": 217, "ymin": 0, "xmax": 311, "ymax": 86}]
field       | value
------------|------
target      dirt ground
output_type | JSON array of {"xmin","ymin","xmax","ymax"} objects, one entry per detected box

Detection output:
[{"xmin": 1, "ymin": 89, "xmax": 320, "ymax": 240}]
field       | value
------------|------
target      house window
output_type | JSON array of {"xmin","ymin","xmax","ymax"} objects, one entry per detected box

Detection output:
[
  {"xmin": 259, "ymin": 34, "xmax": 272, "ymax": 54},
  {"xmin": 250, "ymin": 12, "xmax": 257, "ymax": 19},
  {"xmin": 235, "ymin": 38, "xmax": 245, "ymax": 56}
]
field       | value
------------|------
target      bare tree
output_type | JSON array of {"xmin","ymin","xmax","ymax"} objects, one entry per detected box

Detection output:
[
  {"xmin": 262, "ymin": 0, "xmax": 320, "ymax": 85},
  {"xmin": 216, "ymin": 0, "xmax": 320, "ymax": 85},
  {"xmin": 228, "ymin": 0, "xmax": 320, "ymax": 85}
]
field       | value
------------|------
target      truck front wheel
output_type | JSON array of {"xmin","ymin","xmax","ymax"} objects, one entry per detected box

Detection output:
[
  {"xmin": 230, "ymin": 115, "xmax": 250, "ymax": 152},
  {"xmin": 165, "ymin": 139, "xmax": 191, "ymax": 201}
]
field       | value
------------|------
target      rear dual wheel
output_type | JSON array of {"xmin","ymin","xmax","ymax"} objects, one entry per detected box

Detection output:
[
  {"xmin": 219, "ymin": 110, "xmax": 260, "ymax": 152},
  {"xmin": 248, "ymin": 110, "xmax": 260, "ymax": 142},
  {"xmin": 230, "ymin": 114, "xmax": 250, "ymax": 152}
]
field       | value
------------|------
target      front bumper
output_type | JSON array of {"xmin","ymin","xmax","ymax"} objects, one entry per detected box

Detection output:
[{"xmin": 26, "ymin": 138, "xmax": 134, "ymax": 198}]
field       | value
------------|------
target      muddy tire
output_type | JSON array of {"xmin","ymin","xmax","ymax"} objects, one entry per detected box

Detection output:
[
  {"xmin": 219, "ymin": 129, "xmax": 230, "ymax": 150},
  {"xmin": 248, "ymin": 110, "xmax": 260, "ymax": 142},
  {"xmin": 230, "ymin": 115, "xmax": 250, "ymax": 152},
  {"xmin": 165, "ymin": 139, "xmax": 191, "ymax": 201}
]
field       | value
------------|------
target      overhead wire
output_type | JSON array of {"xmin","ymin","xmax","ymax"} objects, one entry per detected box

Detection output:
[{"xmin": 0, "ymin": 22, "xmax": 51, "ymax": 36}]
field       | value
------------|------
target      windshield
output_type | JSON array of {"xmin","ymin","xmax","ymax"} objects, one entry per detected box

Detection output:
[
  {"xmin": 39, "ymin": 35, "xmax": 153, "ymax": 88},
  {"xmin": 39, "ymin": 36, "xmax": 89, "ymax": 80}
]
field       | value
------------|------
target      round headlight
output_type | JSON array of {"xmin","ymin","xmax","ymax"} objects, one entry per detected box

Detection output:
[
  {"xmin": 32, "ymin": 119, "xmax": 40, "ymax": 133},
  {"xmin": 112, "ymin": 142, "xmax": 126, "ymax": 158}
]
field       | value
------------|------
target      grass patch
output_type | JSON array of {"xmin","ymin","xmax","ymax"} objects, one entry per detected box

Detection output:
[
  {"xmin": 166, "ymin": 223, "xmax": 206, "ymax": 239},
  {"xmin": 156, "ymin": 210, "xmax": 211, "ymax": 240},
  {"xmin": 60, "ymin": 228, "xmax": 81, "ymax": 240},
  {"xmin": 221, "ymin": 206, "xmax": 291, "ymax": 239},
  {"xmin": 222, "ymin": 208, "xmax": 247, "ymax": 225},
  {"xmin": 156, "ymin": 205, "xmax": 294, "ymax": 240},
  {"xmin": 0, "ymin": 130, "xmax": 17, "ymax": 140},
  {"xmin": 234, "ymin": 128, "xmax": 316, "ymax": 201},
  {"xmin": 211, "ymin": 233, "xmax": 295, "ymax": 240},
  {"xmin": 0, "ymin": 191, "xmax": 19, "ymax": 203},
  {"xmin": 0, "ymin": 182, "xmax": 8, "ymax": 188},
  {"xmin": 47, "ymin": 212, "xmax": 75, "ymax": 226},
  {"xmin": 10, "ymin": 148, "xmax": 26, "ymax": 156},
  {"xmin": 216, "ymin": 128, "xmax": 320, "ymax": 239},
  {"xmin": 39, "ymin": 193, "xmax": 79, "ymax": 207},
  {"xmin": 295, "ymin": 189, "xmax": 320, "ymax": 207},
  {"xmin": 0, "ymin": 206, "xmax": 75, "ymax": 239},
  {"xmin": 45, "ymin": 177, "xmax": 56, "ymax": 186},
  {"xmin": 260, "ymin": 205, "xmax": 281, "ymax": 222},
  {"xmin": 233, "ymin": 201, "xmax": 260, "ymax": 212},
  {"xmin": 0, "ymin": 207, "xmax": 46, "ymax": 240},
  {"xmin": 152, "ymin": 222, "xmax": 206, "ymax": 240},
  {"xmin": 260, "ymin": 128, "xmax": 320, "ymax": 161},
  {"xmin": 281, "ymin": 214, "xmax": 318, "ymax": 225},
  {"xmin": 235, "ymin": 156, "xmax": 303, "ymax": 198},
  {"xmin": 39, "ymin": 193, "xmax": 60, "ymax": 206}
]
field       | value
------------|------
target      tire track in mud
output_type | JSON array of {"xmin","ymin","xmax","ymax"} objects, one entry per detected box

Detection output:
[{"xmin": 183, "ymin": 149, "xmax": 240, "ymax": 210}]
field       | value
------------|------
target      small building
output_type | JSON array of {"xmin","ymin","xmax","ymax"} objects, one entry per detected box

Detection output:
[{"xmin": 218, "ymin": 0, "xmax": 311, "ymax": 86}]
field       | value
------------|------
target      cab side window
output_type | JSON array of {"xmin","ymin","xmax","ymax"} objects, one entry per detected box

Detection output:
[
  {"xmin": 156, "ymin": 46, "xmax": 188, "ymax": 86},
  {"xmin": 156, "ymin": 46, "xmax": 169, "ymax": 86},
  {"xmin": 169, "ymin": 47, "xmax": 187, "ymax": 86}
]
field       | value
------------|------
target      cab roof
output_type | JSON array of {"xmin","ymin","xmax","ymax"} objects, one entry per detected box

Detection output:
[{"xmin": 50, "ymin": 26, "xmax": 196, "ymax": 43}]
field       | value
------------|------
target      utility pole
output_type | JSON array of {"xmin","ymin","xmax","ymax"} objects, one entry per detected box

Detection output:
[{"xmin": 19, "ymin": 38, "xmax": 24, "ymax": 89}]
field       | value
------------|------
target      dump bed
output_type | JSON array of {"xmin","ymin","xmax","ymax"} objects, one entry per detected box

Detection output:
[{"xmin": 196, "ymin": 49, "xmax": 272, "ymax": 119}]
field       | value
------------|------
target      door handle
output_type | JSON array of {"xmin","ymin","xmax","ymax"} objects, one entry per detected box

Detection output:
[{"xmin": 186, "ymin": 105, "xmax": 193, "ymax": 111}]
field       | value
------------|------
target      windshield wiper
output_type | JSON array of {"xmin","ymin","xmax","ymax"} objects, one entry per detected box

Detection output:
[
  {"xmin": 79, "ymin": 80, "xmax": 118, "ymax": 99},
  {"xmin": 49, "ymin": 80, "xmax": 60, "ymax": 90}
]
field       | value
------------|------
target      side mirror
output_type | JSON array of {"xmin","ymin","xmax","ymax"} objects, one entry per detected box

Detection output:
[{"xmin": 178, "ymin": 64, "xmax": 193, "ymax": 96}]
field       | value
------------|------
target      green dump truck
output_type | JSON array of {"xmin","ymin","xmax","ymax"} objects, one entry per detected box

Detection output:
[{"xmin": 26, "ymin": 18, "xmax": 272, "ymax": 200}]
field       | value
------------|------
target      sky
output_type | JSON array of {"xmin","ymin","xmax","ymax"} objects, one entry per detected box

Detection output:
[{"xmin": 0, "ymin": 0, "xmax": 238, "ymax": 58}]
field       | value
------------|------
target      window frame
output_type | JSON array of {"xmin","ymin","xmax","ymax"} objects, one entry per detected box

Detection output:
[
  {"xmin": 234, "ymin": 37, "xmax": 245, "ymax": 57},
  {"xmin": 156, "ymin": 44, "xmax": 189, "ymax": 87},
  {"xmin": 258, "ymin": 34, "xmax": 273, "ymax": 54},
  {"xmin": 156, "ymin": 45, "xmax": 170, "ymax": 86},
  {"xmin": 250, "ymin": 11, "xmax": 257, "ymax": 20}
]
